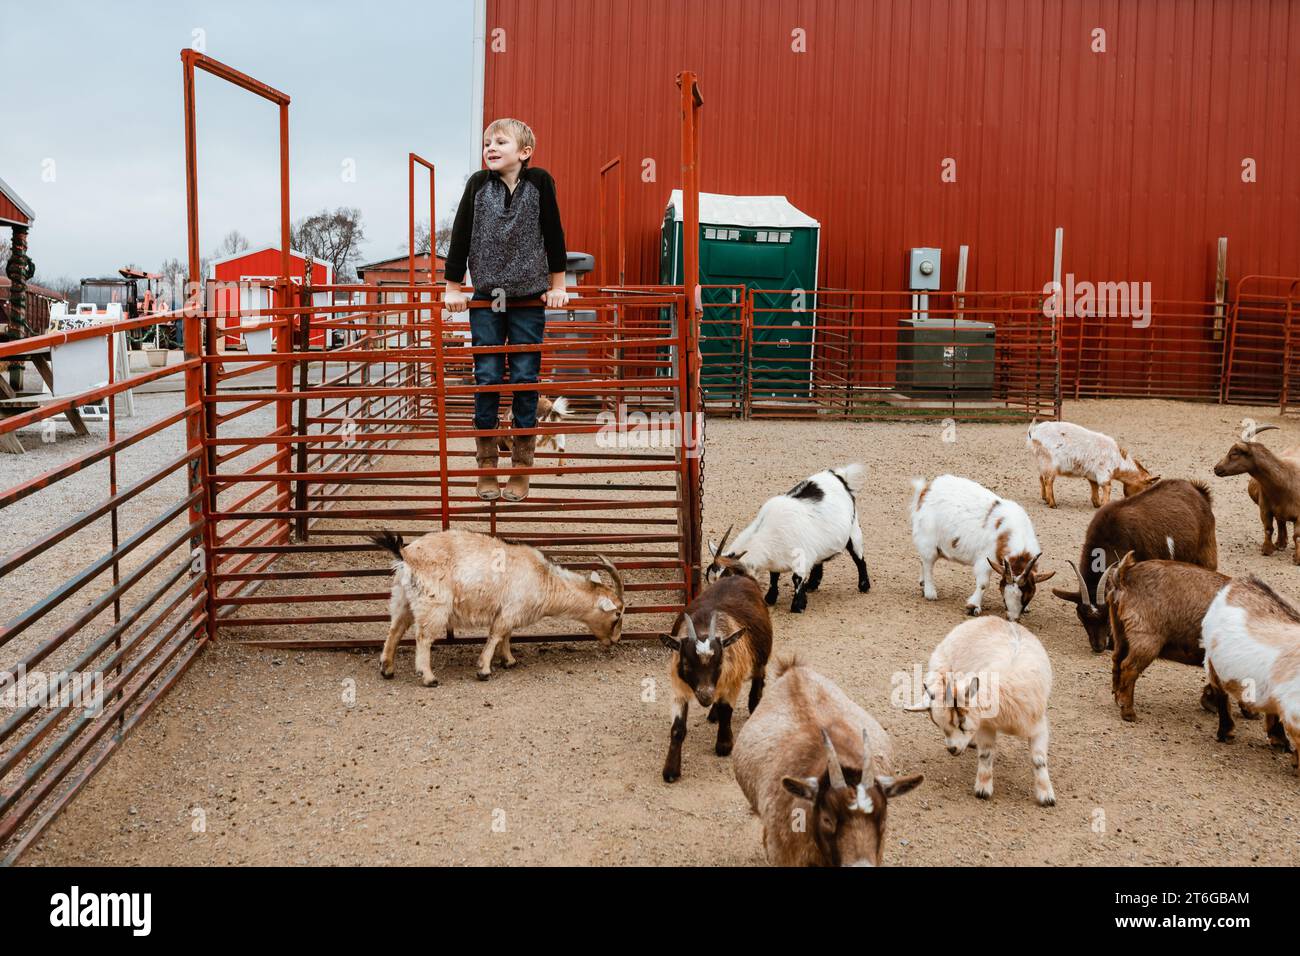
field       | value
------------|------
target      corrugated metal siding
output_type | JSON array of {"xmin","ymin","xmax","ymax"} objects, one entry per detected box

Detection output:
[
  {"xmin": 484, "ymin": 0, "xmax": 1299, "ymax": 367},
  {"xmin": 0, "ymin": 193, "xmax": 31, "ymax": 226}
]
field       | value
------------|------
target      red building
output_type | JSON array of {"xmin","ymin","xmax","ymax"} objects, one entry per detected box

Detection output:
[
  {"xmin": 210, "ymin": 246, "xmax": 332, "ymax": 349},
  {"xmin": 482, "ymin": 0, "xmax": 1300, "ymax": 396},
  {"xmin": 357, "ymin": 252, "xmax": 446, "ymax": 306}
]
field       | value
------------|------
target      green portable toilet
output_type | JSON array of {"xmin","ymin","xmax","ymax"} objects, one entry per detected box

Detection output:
[{"xmin": 661, "ymin": 190, "xmax": 820, "ymax": 402}]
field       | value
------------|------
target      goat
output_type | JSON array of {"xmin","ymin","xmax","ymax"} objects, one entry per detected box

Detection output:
[
  {"xmin": 1052, "ymin": 478, "xmax": 1218, "ymax": 652},
  {"xmin": 1105, "ymin": 552, "xmax": 1231, "ymax": 722},
  {"xmin": 370, "ymin": 529, "xmax": 624, "ymax": 685},
  {"xmin": 1214, "ymin": 424, "xmax": 1300, "ymax": 562},
  {"xmin": 905, "ymin": 617, "xmax": 1056, "ymax": 806},
  {"xmin": 1201, "ymin": 577, "xmax": 1300, "ymax": 771},
  {"xmin": 497, "ymin": 395, "xmax": 571, "ymax": 464},
  {"xmin": 660, "ymin": 574, "xmax": 773, "ymax": 782},
  {"xmin": 733, "ymin": 659, "xmax": 923, "ymax": 866},
  {"xmin": 705, "ymin": 463, "xmax": 870, "ymax": 613},
  {"xmin": 909, "ymin": 474, "xmax": 1055, "ymax": 620},
  {"xmin": 1027, "ymin": 419, "xmax": 1158, "ymax": 508}
]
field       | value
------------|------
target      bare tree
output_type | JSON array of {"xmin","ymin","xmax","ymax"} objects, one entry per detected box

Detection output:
[
  {"xmin": 219, "ymin": 229, "xmax": 250, "ymax": 257},
  {"xmin": 400, "ymin": 214, "xmax": 454, "ymax": 258},
  {"xmin": 158, "ymin": 257, "xmax": 189, "ymax": 309},
  {"xmin": 32, "ymin": 274, "xmax": 81, "ymax": 301},
  {"xmin": 291, "ymin": 207, "xmax": 366, "ymax": 282}
]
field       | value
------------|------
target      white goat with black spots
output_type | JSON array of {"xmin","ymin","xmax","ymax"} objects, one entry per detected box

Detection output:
[{"xmin": 706, "ymin": 463, "xmax": 870, "ymax": 613}]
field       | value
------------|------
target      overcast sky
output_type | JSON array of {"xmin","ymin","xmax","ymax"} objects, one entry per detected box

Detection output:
[{"xmin": 0, "ymin": 0, "xmax": 478, "ymax": 281}]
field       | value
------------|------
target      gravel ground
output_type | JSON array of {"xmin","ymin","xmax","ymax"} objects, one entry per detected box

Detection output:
[{"xmin": 15, "ymin": 398, "xmax": 1300, "ymax": 866}]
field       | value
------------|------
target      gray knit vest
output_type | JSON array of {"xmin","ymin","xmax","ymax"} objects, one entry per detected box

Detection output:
[{"xmin": 468, "ymin": 175, "xmax": 550, "ymax": 298}]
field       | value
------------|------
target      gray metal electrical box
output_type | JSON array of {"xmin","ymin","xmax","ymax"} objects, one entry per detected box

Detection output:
[
  {"xmin": 895, "ymin": 317, "xmax": 995, "ymax": 398},
  {"xmin": 909, "ymin": 247, "xmax": 942, "ymax": 290}
]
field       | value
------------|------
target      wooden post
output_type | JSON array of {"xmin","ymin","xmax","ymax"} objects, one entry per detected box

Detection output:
[
  {"xmin": 1213, "ymin": 237, "xmax": 1228, "ymax": 341},
  {"xmin": 955, "ymin": 244, "xmax": 969, "ymax": 322}
]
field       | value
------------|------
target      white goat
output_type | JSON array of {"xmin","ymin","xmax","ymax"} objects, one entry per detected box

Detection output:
[
  {"xmin": 370, "ymin": 529, "xmax": 624, "ymax": 685},
  {"xmin": 910, "ymin": 474, "xmax": 1054, "ymax": 620},
  {"xmin": 1201, "ymin": 578, "xmax": 1300, "ymax": 772},
  {"xmin": 705, "ymin": 463, "xmax": 869, "ymax": 613},
  {"xmin": 1027, "ymin": 420, "xmax": 1157, "ymax": 508},
  {"xmin": 499, "ymin": 394, "xmax": 571, "ymax": 464},
  {"xmin": 905, "ymin": 617, "xmax": 1056, "ymax": 805}
]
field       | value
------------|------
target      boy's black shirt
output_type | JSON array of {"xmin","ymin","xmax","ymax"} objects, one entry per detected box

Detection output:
[{"xmin": 445, "ymin": 165, "xmax": 567, "ymax": 297}]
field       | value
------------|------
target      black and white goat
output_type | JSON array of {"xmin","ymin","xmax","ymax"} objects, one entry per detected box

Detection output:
[{"xmin": 705, "ymin": 463, "xmax": 870, "ymax": 613}]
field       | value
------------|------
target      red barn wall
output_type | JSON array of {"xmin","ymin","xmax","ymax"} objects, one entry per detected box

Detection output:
[{"xmin": 483, "ymin": 0, "xmax": 1298, "ymax": 309}]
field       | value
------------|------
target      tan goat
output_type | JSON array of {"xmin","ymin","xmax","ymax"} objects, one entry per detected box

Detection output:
[
  {"xmin": 733, "ymin": 659, "xmax": 923, "ymax": 866},
  {"xmin": 370, "ymin": 529, "xmax": 624, "ymax": 685}
]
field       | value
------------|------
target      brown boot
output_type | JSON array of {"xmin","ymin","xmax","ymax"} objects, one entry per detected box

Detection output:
[
  {"xmin": 475, "ymin": 436, "xmax": 500, "ymax": 500},
  {"xmin": 502, "ymin": 434, "xmax": 536, "ymax": 501}
]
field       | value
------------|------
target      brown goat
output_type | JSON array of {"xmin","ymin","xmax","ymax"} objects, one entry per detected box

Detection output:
[
  {"xmin": 660, "ymin": 574, "xmax": 773, "ymax": 782},
  {"xmin": 1214, "ymin": 437, "xmax": 1300, "ymax": 562},
  {"xmin": 1052, "ymin": 479, "xmax": 1217, "ymax": 652},
  {"xmin": 732, "ymin": 659, "xmax": 923, "ymax": 866},
  {"xmin": 1105, "ymin": 553, "xmax": 1231, "ymax": 722}
]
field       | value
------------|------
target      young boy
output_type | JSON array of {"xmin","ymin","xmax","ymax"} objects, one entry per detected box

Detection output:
[{"xmin": 444, "ymin": 118, "xmax": 568, "ymax": 502}]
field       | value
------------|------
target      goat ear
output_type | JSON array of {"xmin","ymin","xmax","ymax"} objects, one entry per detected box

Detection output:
[
  {"xmin": 707, "ymin": 539, "xmax": 718, "ymax": 556},
  {"xmin": 964, "ymin": 676, "xmax": 980, "ymax": 705},
  {"xmin": 597, "ymin": 596, "xmax": 619, "ymax": 612},
  {"xmin": 986, "ymin": 556, "xmax": 1003, "ymax": 576},
  {"xmin": 589, "ymin": 570, "xmax": 602, "ymax": 585},
  {"xmin": 782, "ymin": 776, "xmax": 820, "ymax": 801},
  {"xmin": 720, "ymin": 627, "xmax": 745, "ymax": 648},
  {"xmin": 1051, "ymin": 587, "xmax": 1081, "ymax": 604},
  {"xmin": 659, "ymin": 634, "xmax": 681, "ymax": 652},
  {"xmin": 877, "ymin": 773, "xmax": 924, "ymax": 799},
  {"xmin": 1034, "ymin": 569, "xmax": 1056, "ymax": 582}
]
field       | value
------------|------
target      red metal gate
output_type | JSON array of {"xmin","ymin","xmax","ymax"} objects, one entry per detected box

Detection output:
[
  {"xmin": 744, "ymin": 289, "xmax": 1060, "ymax": 422},
  {"xmin": 0, "ymin": 54, "xmax": 706, "ymax": 862}
]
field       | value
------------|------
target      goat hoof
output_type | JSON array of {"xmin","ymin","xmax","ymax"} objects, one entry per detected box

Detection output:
[
  {"xmin": 1216, "ymin": 731, "xmax": 1235, "ymax": 743},
  {"xmin": 716, "ymin": 741, "xmax": 733, "ymax": 757},
  {"xmin": 662, "ymin": 765, "xmax": 681, "ymax": 783},
  {"xmin": 421, "ymin": 676, "xmax": 439, "ymax": 688},
  {"xmin": 974, "ymin": 786, "xmax": 992, "ymax": 800},
  {"xmin": 1120, "ymin": 710, "xmax": 1136, "ymax": 723},
  {"xmin": 764, "ymin": 591, "xmax": 778, "ymax": 605},
  {"xmin": 965, "ymin": 605, "xmax": 980, "ymax": 617},
  {"xmin": 858, "ymin": 581, "xmax": 870, "ymax": 593},
  {"xmin": 1037, "ymin": 794, "xmax": 1056, "ymax": 807},
  {"xmin": 790, "ymin": 603, "xmax": 805, "ymax": 614},
  {"xmin": 380, "ymin": 667, "xmax": 394, "ymax": 680},
  {"xmin": 476, "ymin": 671, "xmax": 490, "ymax": 682},
  {"xmin": 501, "ymin": 659, "xmax": 518, "ymax": 670}
]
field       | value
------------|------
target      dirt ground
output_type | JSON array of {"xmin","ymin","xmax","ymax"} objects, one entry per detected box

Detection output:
[{"xmin": 19, "ymin": 399, "xmax": 1300, "ymax": 866}]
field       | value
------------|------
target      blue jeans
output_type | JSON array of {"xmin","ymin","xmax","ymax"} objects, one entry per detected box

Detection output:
[{"xmin": 470, "ymin": 297, "xmax": 545, "ymax": 431}]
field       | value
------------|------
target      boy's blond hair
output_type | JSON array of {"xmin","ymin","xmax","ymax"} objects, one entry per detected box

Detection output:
[{"xmin": 484, "ymin": 118, "xmax": 536, "ymax": 154}]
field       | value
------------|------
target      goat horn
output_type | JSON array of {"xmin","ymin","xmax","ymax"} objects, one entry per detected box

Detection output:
[
  {"xmin": 595, "ymin": 554, "xmax": 624, "ymax": 602},
  {"xmin": 861, "ymin": 727, "xmax": 874, "ymax": 780},
  {"xmin": 1019, "ymin": 552, "xmax": 1042, "ymax": 583},
  {"xmin": 714, "ymin": 524, "xmax": 734, "ymax": 557},
  {"xmin": 1244, "ymin": 422, "xmax": 1279, "ymax": 440},
  {"xmin": 708, "ymin": 610, "xmax": 719, "ymax": 642},
  {"xmin": 1069, "ymin": 560, "xmax": 1095, "ymax": 609},
  {"xmin": 682, "ymin": 614, "xmax": 698, "ymax": 644},
  {"xmin": 821, "ymin": 729, "xmax": 847, "ymax": 790}
]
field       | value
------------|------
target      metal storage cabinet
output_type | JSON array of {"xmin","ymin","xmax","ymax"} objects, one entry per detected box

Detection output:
[{"xmin": 895, "ymin": 317, "xmax": 995, "ymax": 398}]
